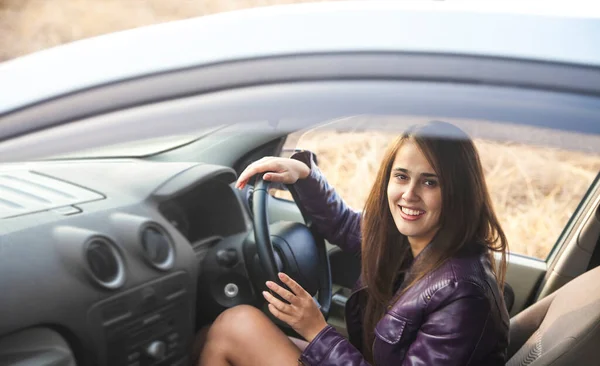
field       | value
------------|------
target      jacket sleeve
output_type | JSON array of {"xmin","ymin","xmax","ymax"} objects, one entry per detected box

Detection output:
[
  {"xmin": 290, "ymin": 151, "xmax": 362, "ymax": 255},
  {"xmin": 298, "ymin": 325, "xmax": 372, "ymax": 366},
  {"xmin": 402, "ymin": 281, "xmax": 494, "ymax": 366}
]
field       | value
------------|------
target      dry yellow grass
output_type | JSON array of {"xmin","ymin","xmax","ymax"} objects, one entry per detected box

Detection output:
[
  {"xmin": 0, "ymin": 0, "xmax": 336, "ymax": 61},
  {"xmin": 3, "ymin": 1, "xmax": 600, "ymax": 260}
]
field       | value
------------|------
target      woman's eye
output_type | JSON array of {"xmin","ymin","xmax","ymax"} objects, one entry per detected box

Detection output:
[
  {"xmin": 424, "ymin": 180, "xmax": 438, "ymax": 187},
  {"xmin": 394, "ymin": 173, "xmax": 409, "ymax": 181}
]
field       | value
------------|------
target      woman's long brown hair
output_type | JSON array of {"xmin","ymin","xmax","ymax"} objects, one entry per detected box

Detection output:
[{"xmin": 360, "ymin": 121, "xmax": 508, "ymax": 362}]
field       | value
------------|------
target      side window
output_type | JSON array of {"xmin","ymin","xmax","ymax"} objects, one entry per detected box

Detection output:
[{"xmin": 271, "ymin": 116, "xmax": 600, "ymax": 261}]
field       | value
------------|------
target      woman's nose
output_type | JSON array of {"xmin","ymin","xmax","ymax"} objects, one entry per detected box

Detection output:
[{"xmin": 402, "ymin": 184, "xmax": 419, "ymax": 201}]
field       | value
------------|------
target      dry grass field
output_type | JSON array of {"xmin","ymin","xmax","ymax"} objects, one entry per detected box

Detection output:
[
  {"xmin": 0, "ymin": 0, "xmax": 336, "ymax": 61},
  {"xmin": 2, "ymin": 0, "xmax": 600, "ymax": 260}
]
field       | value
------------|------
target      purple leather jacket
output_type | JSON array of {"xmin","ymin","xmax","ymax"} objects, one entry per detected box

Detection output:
[{"xmin": 290, "ymin": 152, "xmax": 509, "ymax": 366}]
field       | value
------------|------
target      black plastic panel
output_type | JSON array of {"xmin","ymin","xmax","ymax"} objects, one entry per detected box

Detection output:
[
  {"xmin": 0, "ymin": 328, "xmax": 76, "ymax": 366},
  {"xmin": 328, "ymin": 246, "xmax": 361, "ymax": 290},
  {"xmin": 152, "ymin": 164, "xmax": 236, "ymax": 199},
  {"xmin": 159, "ymin": 179, "xmax": 247, "ymax": 243},
  {"xmin": 87, "ymin": 272, "xmax": 193, "ymax": 366}
]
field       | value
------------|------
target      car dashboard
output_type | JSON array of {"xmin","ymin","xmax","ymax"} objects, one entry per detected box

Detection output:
[{"xmin": 0, "ymin": 159, "xmax": 247, "ymax": 366}]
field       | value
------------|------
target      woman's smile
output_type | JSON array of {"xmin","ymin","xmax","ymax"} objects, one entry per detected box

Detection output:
[{"xmin": 399, "ymin": 205, "xmax": 426, "ymax": 220}]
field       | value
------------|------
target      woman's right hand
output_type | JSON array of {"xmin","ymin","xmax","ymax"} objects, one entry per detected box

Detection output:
[{"xmin": 235, "ymin": 156, "xmax": 311, "ymax": 189}]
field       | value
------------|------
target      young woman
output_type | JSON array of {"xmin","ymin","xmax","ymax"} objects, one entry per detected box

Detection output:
[{"xmin": 197, "ymin": 121, "xmax": 510, "ymax": 366}]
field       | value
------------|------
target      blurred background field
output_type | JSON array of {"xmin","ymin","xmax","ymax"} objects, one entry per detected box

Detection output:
[
  {"xmin": 0, "ymin": 0, "xmax": 336, "ymax": 62},
  {"xmin": 2, "ymin": 0, "xmax": 600, "ymax": 259}
]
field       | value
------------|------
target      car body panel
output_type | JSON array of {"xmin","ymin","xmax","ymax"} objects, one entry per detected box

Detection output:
[{"xmin": 1, "ymin": 1, "xmax": 600, "ymax": 114}]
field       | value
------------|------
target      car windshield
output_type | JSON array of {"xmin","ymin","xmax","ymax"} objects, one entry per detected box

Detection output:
[{"xmin": 45, "ymin": 126, "xmax": 223, "ymax": 159}]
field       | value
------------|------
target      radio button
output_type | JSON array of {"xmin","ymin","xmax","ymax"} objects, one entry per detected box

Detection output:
[
  {"xmin": 127, "ymin": 351, "xmax": 140, "ymax": 362},
  {"xmin": 145, "ymin": 340, "xmax": 167, "ymax": 360}
]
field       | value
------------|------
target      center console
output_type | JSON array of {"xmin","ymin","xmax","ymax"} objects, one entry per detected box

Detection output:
[{"xmin": 88, "ymin": 272, "xmax": 194, "ymax": 366}]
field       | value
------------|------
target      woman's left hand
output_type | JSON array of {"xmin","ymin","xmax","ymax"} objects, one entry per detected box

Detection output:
[{"xmin": 262, "ymin": 272, "xmax": 328, "ymax": 343}]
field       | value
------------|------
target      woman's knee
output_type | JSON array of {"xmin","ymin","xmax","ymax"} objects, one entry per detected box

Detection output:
[{"xmin": 210, "ymin": 305, "xmax": 269, "ymax": 340}]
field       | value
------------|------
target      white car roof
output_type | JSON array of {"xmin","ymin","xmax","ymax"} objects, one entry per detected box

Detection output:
[{"xmin": 1, "ymin": 1, "xmax": 599, "ymax": 115}]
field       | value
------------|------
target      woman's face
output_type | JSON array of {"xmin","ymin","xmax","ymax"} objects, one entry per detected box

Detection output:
[{"xmin": 387, "ymin": 139, "xmax": 442, "ymax": 252}]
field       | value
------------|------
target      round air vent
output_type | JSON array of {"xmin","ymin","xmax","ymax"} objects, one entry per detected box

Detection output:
[
  {"xmin": 140, "ymin": 224, "xmax": 174, "ymax": 271},
  {"xmin": 85, "ymin": 238, "xmax": 125, "ymax": 289}
]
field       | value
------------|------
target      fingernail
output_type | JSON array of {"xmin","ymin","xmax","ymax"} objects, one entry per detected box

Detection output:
[
  {"xmin": 278, "ymin": 273, "xmax": 285, "ymax": 279},
  {"xmin": 266, "ymin": 281, "xmax": 274, "ymax": 288},
  {"xmin": 262, "ymin": 291, "xmax": 269, "ymax": 297}
]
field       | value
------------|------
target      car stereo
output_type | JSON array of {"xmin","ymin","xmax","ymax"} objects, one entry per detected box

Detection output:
[{"xmin": 88, "ymin": 272, "xmax": 194, "ymax": 366}]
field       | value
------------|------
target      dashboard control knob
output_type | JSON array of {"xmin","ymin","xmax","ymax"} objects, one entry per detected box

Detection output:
[
  {"xmin": 224, "ymin": 283, "xmax": 239, "ymax": 298},
  {"xmin": 216, "ymin": 249, "xmax": 238, "ymax": 267},
  {"xmin": 145, "ymin": 340, "xmax": 166, "ymax": 360}
]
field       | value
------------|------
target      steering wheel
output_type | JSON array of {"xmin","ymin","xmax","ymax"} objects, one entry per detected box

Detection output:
[{"xmin": 251, "ymin": 175, "xmax": 332, "ymax": 319}]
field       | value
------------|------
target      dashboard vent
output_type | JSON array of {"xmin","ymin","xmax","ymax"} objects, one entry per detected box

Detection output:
[
  {"xmin": 0, "ymin": 170, "xmax": 104, "ymax": 218},
  {"xmin": 85, "ymin": 238, "xmax": 125, "ymax": 289},
  {"xmin": 140, "ymin": 225, "xmax": 174, "ymax": 271}
]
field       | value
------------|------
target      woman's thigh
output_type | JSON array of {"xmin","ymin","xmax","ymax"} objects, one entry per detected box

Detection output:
[
  {"xmin": 198, "ymin": 305, "xmax": 303, "ymax": 366},
  {"xmin": 194, "ymin": 326, "xmax": 309, "ymax": 362}
]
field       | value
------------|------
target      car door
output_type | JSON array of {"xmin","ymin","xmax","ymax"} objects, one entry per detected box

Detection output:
[{"xmin": 265, "ymin": 116, "xmax": 600, "ymax": 335}]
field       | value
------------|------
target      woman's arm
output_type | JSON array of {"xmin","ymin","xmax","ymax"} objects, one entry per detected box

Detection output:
[
  {"xmin": 299, "ymin": 325, "xmax": 372, "ymax": 366},
  {"xmin": 290, "ymin": 150, "xmax": 362, "ymax": 255},
  {"xmin": 236, "ymin": 151, "xmax": 362, "ymax": 255}
]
